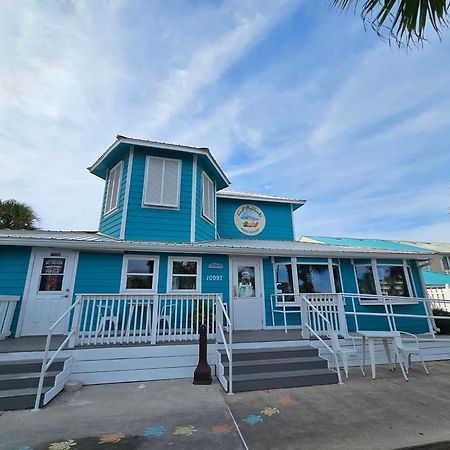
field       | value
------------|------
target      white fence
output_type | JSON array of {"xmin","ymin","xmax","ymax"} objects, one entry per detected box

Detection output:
[
  {"xmin": 0, "ymin": 296, "xmax": 19, "ymax": 340},
  {"xmin": 71, "ymin": 293, "xmax": 221, "ymax": 346},
  {"xmin": 428, "ymin": 285, "xmax": 450, "ymax": 312}
]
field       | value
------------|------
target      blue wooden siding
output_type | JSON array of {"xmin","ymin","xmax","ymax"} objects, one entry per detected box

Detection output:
[
  {"xmin": 124, "ymin": 148, "xmax": 193, "ymax": 242},
  {"xmin": 217, "ymin": 198, "xmax": 294, "ymax": 240},
  {"xmin": 73, "ymin": 252, "xmax": 123, "ymax": 294},
  {"xmin": 0, "ymin": 246, "xmax": 31, "ymax": 335},
  {"xmin": 201, "ymin": 254, "xmax": 229, "ymax": 306},
  {"xmin": 195, "ymin": 163, "xmax": 215, "ymax": 241},
  {"xmin": 99, "ymin": 157, "xmax": 129, "ymax": 238}
]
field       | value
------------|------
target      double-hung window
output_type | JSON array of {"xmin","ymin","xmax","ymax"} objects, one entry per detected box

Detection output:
[
  {"xmin": 201, "ymin": 171, "xmax": 215, "ymax": 223},
  {"xmin": 121, "ymin": 256, "xmax": 158, "ymax": 292},
  {"xmin": 104, "ymin": 161, "xmax": 122, "ymax": 215},
  {"xmin": 168, "ymin": 257, "xmax": 201, "ymax": 292},
  {"xmin": 297, "ymin": 264, "xmax": 333, "ymax": 293},
  {"xmin": 377, "ymin": 265, "xmax": 411, "ymax": 297},
  {"xmin": 354, "ymin": 265, "xmax": 377, "ymax": 296},
  {"xmin": 143, "ymin": 156, "xmax": 181, "ymax": 208}
]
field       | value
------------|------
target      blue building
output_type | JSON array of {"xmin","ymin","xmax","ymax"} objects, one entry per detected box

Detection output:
[{"xmin": 0, "ymin": 135, "xmax": 445, "ymax": 407}]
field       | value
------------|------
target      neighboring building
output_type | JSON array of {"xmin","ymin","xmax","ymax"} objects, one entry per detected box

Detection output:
[{"xmin": 0, "ymin": 136, "xmax": 447, "ymax": 409}]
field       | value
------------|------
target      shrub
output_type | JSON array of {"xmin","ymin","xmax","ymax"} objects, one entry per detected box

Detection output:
[{"xmin": 432, "ymin": 308, "xmax": 450, "ymax": 334}]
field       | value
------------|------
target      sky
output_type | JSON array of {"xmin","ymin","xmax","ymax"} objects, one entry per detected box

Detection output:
[{"xmin": 1, "ymin": 0, "xmax": 449, "ymax": 242}]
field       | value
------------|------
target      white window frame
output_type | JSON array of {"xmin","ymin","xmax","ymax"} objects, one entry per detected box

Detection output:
[
  {"xmin": 120, "ymin": 255, "xmax": 159, "ymax": 293},
  {"xmin": 167, "ymin": 256, "xmax": 202, "ymax": 293},
  {"xmin": 104, "ymin": 161, "xmax": 123, "ymax": 215},
  {"xmin": 142, "ymin": 155, "xmax": 181, "ymax": 209},
  {"xmin": 201, "ymin": 171, "xmax": 215, "ymax": 224},
  {"xmin": 442, "ymin": 256, "xmax": 450, "ymax": 272},
  {"xmin": 353, "ymin": 259, "xmax": 416, "ymax": 303}
]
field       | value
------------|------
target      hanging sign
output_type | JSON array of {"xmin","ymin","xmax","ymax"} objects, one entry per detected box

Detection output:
[{"xmin": 234, "ymin": 204, "xmax": 266, "ymax": 236}]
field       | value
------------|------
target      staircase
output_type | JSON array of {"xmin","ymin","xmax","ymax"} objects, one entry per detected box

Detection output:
[
  {"xmin": 0, "ymin": 357, "xmax": 72, "ymax": 410},
  {"xmin": 218, "ymin": 345, "xmax": 338, "ymax": 393}
]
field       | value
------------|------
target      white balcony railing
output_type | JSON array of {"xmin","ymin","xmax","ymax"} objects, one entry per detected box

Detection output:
[
  {"xmin": 70, "ymin": 293, "xmax": 221, "ymax": 346},
  {"xmin": 0, "ymin": 296, "xmax": 19, "ymax": 340}
]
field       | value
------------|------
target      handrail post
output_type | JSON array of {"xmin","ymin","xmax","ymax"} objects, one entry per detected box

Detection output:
[
  {"xmin": 301, "ymin": 296, "xmax": 310, "ymax": 338},
  {"xmin": 68, "ymin": 296, "xmax": 81, "ymax": 348},
  {"xmin": 150, "ymin": 294, "xmax": 159, "ymax": 345},
  {"xmin": 228, "ymin": 301, "xmax": 233, "ymax": 395},
  {"xmin": 33, "ymin": 332, "xmax": 52, "ymax": 412}
]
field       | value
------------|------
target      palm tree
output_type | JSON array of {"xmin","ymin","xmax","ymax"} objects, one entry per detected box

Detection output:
[
  {"xmin": 0, "ymin": 199, "xmax": 38, "ymax": 230},
  {"xmin": 331, "ymin": 0, "xmax": 449, "ymax": 47}
]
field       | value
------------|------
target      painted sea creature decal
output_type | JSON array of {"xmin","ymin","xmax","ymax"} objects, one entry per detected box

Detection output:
[
  {"xmin": 98, "ymin": 433, "xmax": 125, "ymax": 444},
  {"xmin": 173, "ymin": 425, "xmax": 197, "ymax": 436},
  {"xmin": 144, "ymin": 426, "xmax": 167, "ymax": 437},
  {"xmin": 277, "ymin": 396, "xmax": 295, "ymax": 405},
  {"xmin": 243, "ymin": 415, "xmax": 263, "ymax": 425},
  {"xmin": 48, "ymin": 440, "xmax": 77, "ymax": 450},
  {"xmin": 260, "ymin": 406, "xmax": 280, "ymax": 416},
  {"xmin": 211, "ymin": 423, "xmax": 232, "ymax": 433}
]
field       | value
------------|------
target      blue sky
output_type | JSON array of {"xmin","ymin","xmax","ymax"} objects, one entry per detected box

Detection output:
[{"xmin": 1, "ymin": 0, "xmax": 449, "ymax": 241}]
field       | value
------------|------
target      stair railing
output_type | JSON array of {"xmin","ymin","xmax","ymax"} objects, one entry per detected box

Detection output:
[
  {"xmin": 33, "ymin": 297, "xmax": 81, "ymax": 411},
  {"xmin": 216, "ymin": 295, "xmax": 233, "ymax": 394},
  {"xmin": 301, "ymin": 296, "xmax": 343, "ymax": 384}
]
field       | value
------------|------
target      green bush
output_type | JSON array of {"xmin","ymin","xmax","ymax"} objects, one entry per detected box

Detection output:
[{"xmin": 433, "ymin": 308, "xmax": 450, "ymax": 334}]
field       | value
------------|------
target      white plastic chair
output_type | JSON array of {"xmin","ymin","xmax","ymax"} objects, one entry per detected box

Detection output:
[
  {"xmin": 330, "ymin": 331, "xmax": 365, "ymax": 378},
  {"xmin": 392, "ymin": 331, "xmax": 429, "ymax": 381},
  {"xmin": 97, "ymin": 305, "xmax": 118, "ymax": 338},
  {"xmin": 157, "ymin": 304, "xmax": 174, "ymax": 335}
]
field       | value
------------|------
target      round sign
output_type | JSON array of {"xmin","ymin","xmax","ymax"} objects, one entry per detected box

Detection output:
[{"xmin": 234, "ymin": 204, "xmax": 266, "ymax": 236}]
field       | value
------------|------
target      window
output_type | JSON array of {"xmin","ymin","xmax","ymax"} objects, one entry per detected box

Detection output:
[
  {"xmin": 143, "ymin": 156, "xmax": 181, "ymax": 208},
  {"xmin": 297, "ymin": 264, "xmax": 332, "ymax": 293},
  {"xmin": 443, "ymin": 256, "xmax": 450, "ymax": 272},
  {"xmin": 201, "ymin": 171, "xmax": 215, "ymax": 223},
  {"xmin": 39, "ymin": 257, "xmax": 66, "ymax": 292},
  {"xmin": 377, "ymin": 265, "xmax": 410, "ymax": 297},
  {"xmin": 121, "ymin": 256, "xmax": 158, "ymax": 292},
  {"xmin": 168, "ymin": 257, "xmax": 201, "ymax": 292},
  {"xmin": 332, "ymin": 265, "xmax": 343, "ymax": 293},
  {"xmin": 355, "ymin": 265, "xmax": 377, "ymax": 295},
  {"xmin": 104, "ymin": 162, "xmax": 122, "ymax": 214},
  {"xmin": 275, "ymin": 263, "xmax": 294, "ymax": 301}
]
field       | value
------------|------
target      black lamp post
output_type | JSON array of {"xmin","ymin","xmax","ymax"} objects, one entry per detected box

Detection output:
[{"xmin": 193, "ymin": 323, "xmax": 212, "ymax": 385}]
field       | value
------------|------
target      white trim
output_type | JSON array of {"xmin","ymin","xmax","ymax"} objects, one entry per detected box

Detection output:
[
  {"xmin": 89, "ymin": 135, "xmax": 230, "ymax": 187},
  {"xmin": 217, "ymin": 190, "xmax": 305, "ymax": 205},
  {"xmin": 120, "ymin": 146, "xmax": 134, "ymax": 239},
  {"xmin": 201, "ymin": 171, "xmax": 215, "ymax": 224},
  {"xmin": 142, "ymin": 155, "xmax": 182, "ymax": 209},
  {"xmin": 120, "ymin": 254, "xmax": 160, "ymax": 293},
  {"xmin": 260, "ymin": 258, "xmax": 266, "ymax": 329},
  {"xmin": 291, "ymin": 204, "xmax": 296, "ymax": 240},
  {"xmin": 328, "ymin": 258, "xmax": 336, "ymax": 293},
  {"xmin": 167, "ymin": 256, "xmax": 202, "ymax": 293},
  {"xmin": 103, "ymin": 161, "xmax": 123, "ymax": 216},
  {"xmin": 15, "ymin": 248, "xmax": 37, "ymax": 337},
  {"xmin": 190, "ymin": 155, "xmax": 197, "ymax": 243},
  {"xmin": 214, "ymin": 179, "xmax": 218, "ymax": 239}
]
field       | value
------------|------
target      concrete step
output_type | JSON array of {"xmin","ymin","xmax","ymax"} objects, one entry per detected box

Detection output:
[
  {"xmin": 229, "ymin": 368, "xmax": 339, "ymax": 392},
  {"xmin": 219, "ymin": 346, "xmax": 319, "ymax": 362},
  {"xmin": 0, "ymin": 386, "xmax": 51, "ymax": 411},
  {"xmin": 0, "ymin": 371, "xmax": 59, "ymax": 390},
  {"xmin": 222, "ymin": 356, "xmax": 328, "ymax": 375},
  {"xmin": 0, "ymin": 359, "xmax": 66, "ymax": 375}
]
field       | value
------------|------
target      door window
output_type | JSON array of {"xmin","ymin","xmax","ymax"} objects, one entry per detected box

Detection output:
[
  {"xmin": 38, "ymin": 257, "xmax": 66, "ymax": 292},
  {"xmin": 237, "ymin": 266, "xmax": 256, "ymax": 298}
]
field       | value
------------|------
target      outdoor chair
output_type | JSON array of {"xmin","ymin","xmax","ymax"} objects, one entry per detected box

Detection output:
[
  {"xmin": 330, "ymin": 331, "xmax": 365, "ymax": 378},
  {"xmin": 392, "ymin": 331, "xmax": 429, "ymax": 380},
  {"xmin": 157, "ymin": 303, "xmax": 174, "ymax": 335},
  {"xmin": 96, "ymin": 304, "xmax": 119, "ymax": 338}
]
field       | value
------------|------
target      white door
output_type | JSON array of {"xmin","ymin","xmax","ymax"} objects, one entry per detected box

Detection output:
[
  {"xmin": 21, "ymin": 250, "xmax": 77, "ymax": 336},
  {"xmin": 231, "ymin": 258, "xmax": 264, "ymax": 330}
]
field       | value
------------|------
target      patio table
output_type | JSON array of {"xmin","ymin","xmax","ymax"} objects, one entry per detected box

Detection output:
[{"xmin": 355, "ymin": 331, "xmax": 398, "ymax": 380}]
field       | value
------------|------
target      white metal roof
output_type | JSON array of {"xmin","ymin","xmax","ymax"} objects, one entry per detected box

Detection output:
[
  {"xmin": 0, "ymin": 231, "xmax": 433, "ymax": 259},
  {"xmin": 217, "ymin": 190, "xmax": 306, "ymax": 205}
]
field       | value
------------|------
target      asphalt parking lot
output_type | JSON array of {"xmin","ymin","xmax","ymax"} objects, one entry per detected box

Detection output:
[{"xmin": 2, "ymin": 361, "xmax": 450, "ymax": 450}]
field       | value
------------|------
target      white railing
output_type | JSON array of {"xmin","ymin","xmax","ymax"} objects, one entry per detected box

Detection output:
[
  {"xmin": 342, "ymin": 293, "xmax": 450, "ymax": 337},
  {"xmin": 216, "ymin": 295, "xmax": 233, "ymax": 394},
  {"xmin": 300, "ymin": 296, "xmax": 343, "ymax": 384},
  {"xmin": 428, "ymin": 285, "xmax": 450, "ymax": 312},
  {"xmin": 70, "ymin": 293, "xmax": 221, "ymax": 346},
  {"xmin": 0, "ymin": 296, "xmax": 19, "ymax": 340},
  {"xmin": 34, "ymin": 297, "xmax": 82, "ymax": 411}
]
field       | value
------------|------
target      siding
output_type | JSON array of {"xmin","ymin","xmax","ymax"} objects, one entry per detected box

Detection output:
[
  {"xmin": 0, "ymin": 246, "xmax": 31, "ymax": 335},
  {"xmin": 99, "ymin": 157, "xmax": 129, "ymax": 238},
  {"xmin": 217, "ymin": 198, "xmax": 294, "ymax": 240},
  {"xmin": 125, "ymin": 148, "xmax": 193, "ymax": 242},
  {"xmin": 195, "ymin": 163, "xmax": 215, "ymax": 241}
]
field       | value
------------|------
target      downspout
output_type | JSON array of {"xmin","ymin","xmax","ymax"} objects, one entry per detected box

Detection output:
[{"xmin": 416, "ymin": 260, "xmax": 438, "ymax": 335}]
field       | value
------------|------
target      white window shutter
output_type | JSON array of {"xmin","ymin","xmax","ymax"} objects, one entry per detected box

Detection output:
[
  {"xmin": 161, "ymin": 159, "xmax": 180, "ymax": 206},
  {"xmin": 104, "ymin": 162, "xmax": 122, "ymax": 214},
  {"xmin": 201, "ymin": 171, "xmax": 214, "ymax": 222},
  {"xmin": 144, "ymin": 157, "xmax": 164, "ymax": 205}
]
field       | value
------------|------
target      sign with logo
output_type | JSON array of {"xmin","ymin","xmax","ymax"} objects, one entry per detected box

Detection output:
[
  {"xmin": 234, "ymin": 204, "xmax": 266, "ymax": 236},
  {"xmin": 208, "ymin": 263, "xmax": 224, "ymax": 270}
]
